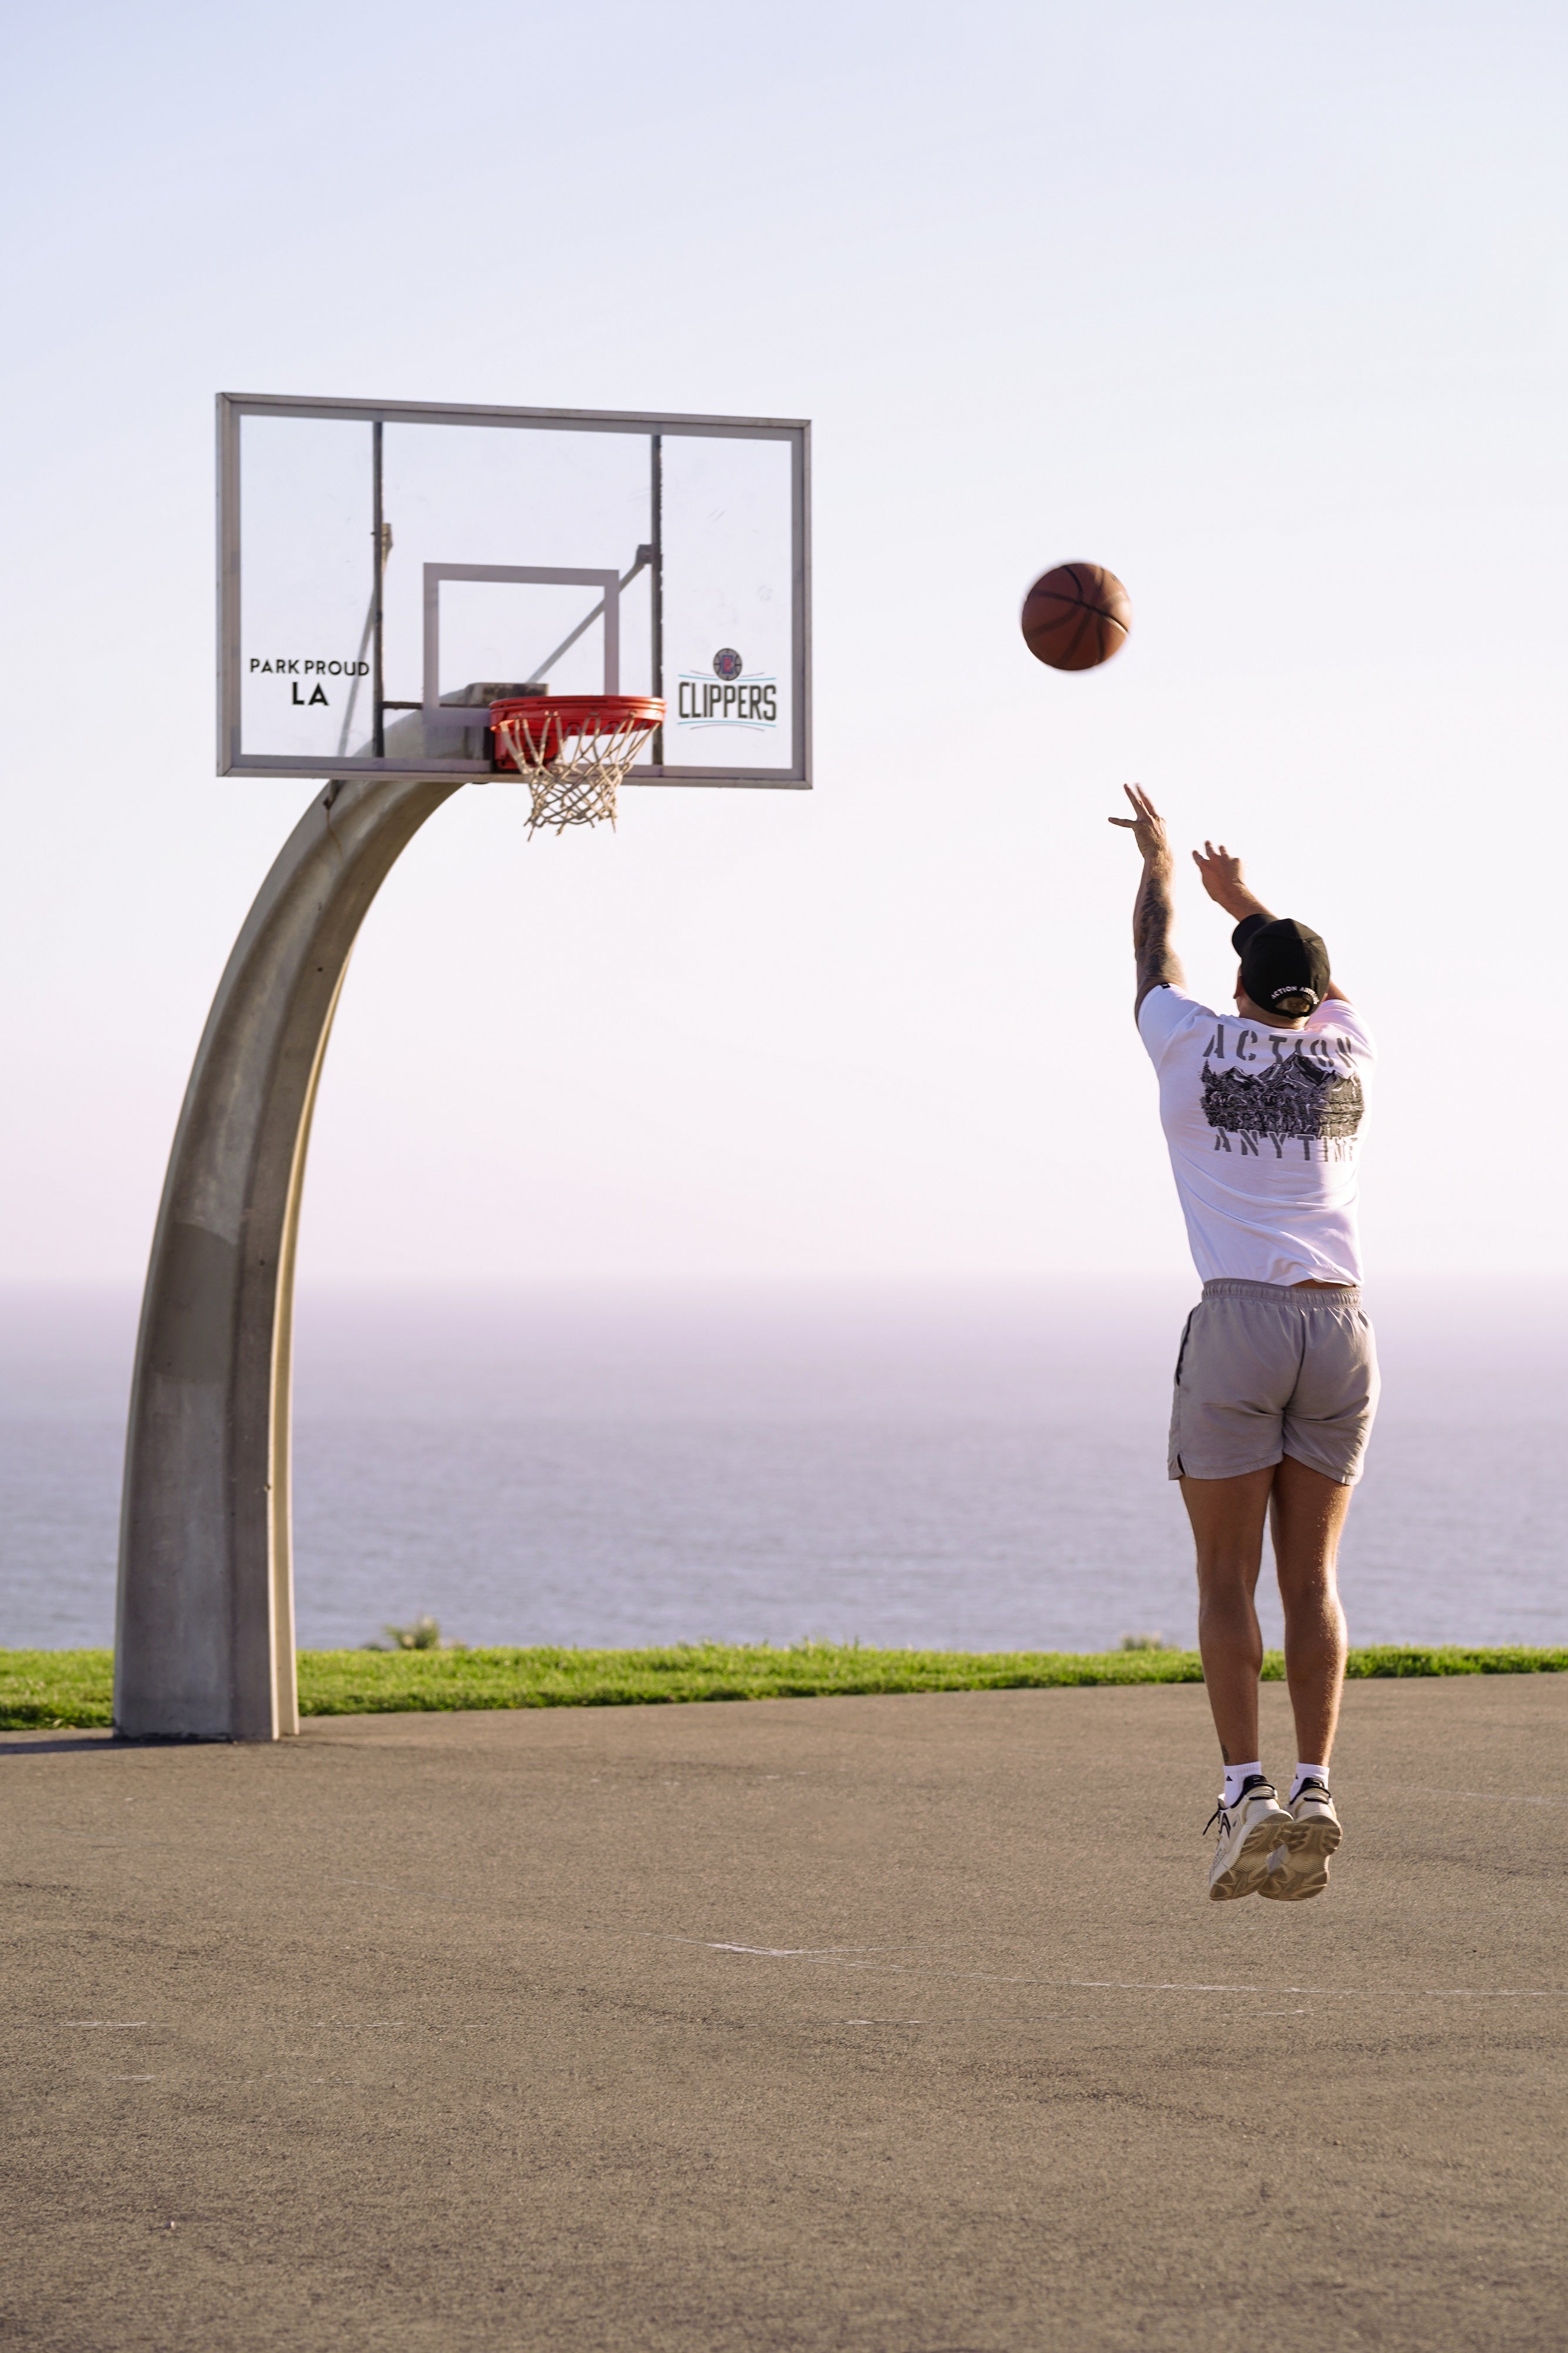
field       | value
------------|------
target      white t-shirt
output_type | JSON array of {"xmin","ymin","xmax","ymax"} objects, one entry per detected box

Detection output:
[{"xmin": 1136, "ymin": 984, "xmax": 1375, "ymax": 1287}]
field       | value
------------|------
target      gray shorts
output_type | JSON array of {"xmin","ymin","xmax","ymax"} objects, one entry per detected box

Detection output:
[{"xmin": 1168, "ymin": 1279, "xmax": 1379, "ymax": 1486}]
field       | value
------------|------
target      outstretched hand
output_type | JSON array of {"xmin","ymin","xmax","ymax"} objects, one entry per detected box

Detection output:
[
  {"xmin": 1192, "ymin": 839, "xmax": 1270, "ymax": 925},
  {"xmin": 1112, "ymin": 796, "xmax": 1273, "ymax": 929},
  {"xmin": 1107, "ymin": 783, "xmax": 1171, "ymax": 866},
  {"xmin": 1192, "ymin": 839, "xmax": 1245, "ymax": 905}
]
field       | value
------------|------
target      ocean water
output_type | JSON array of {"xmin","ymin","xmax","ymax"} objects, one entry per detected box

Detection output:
[{"xmin": 1, "ymin": 1279, "xmax": 1564, "ymax": 1656}]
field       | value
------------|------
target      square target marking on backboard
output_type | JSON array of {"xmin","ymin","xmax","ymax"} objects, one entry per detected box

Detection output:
[{"xmin": 216, "ymin": 393, "xmax": 811, "ymax": 788}]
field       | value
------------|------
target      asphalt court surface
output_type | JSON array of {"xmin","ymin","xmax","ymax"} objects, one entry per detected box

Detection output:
[{"xmin": 3, "ymin": 1677, "xmax": 1565, "ymax": 2351}]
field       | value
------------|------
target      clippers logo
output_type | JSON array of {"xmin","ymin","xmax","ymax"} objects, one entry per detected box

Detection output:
[{"xmin": 675, "ymin": 648, "xmax": 779, "ymax": 729}]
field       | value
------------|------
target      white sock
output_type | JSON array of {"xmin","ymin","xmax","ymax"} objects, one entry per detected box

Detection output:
[
  {"xmin": 1222, "ymin": 1762, "xmax": 1263, "ymax": 1807},
  {"xmin": 1289, "ymin": 1764, "xmax": 1329, "ymax": 1802}
]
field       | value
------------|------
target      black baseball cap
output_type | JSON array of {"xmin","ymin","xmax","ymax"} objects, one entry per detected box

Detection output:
[{"xmin": 1232, "ymin": 914, "xmax": 1330, "ymax": 1014}]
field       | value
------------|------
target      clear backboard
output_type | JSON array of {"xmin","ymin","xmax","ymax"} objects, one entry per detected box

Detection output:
[{"xmin": 217, "ymin": 393, "xmax": 811, "ymax": 789}]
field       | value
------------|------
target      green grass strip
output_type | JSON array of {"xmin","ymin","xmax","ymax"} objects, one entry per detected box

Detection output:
[{"xmin": 4, "ymin": 1640, "xmax": 1568, "ymax": 1732}]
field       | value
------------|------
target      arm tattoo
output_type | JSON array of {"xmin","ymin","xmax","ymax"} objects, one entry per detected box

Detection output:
[{"xmin": 1132, "ymin": 859, "xmax": 1182, "ymax": 1014}]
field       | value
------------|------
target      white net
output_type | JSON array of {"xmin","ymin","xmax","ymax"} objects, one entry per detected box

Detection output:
[{"xmin": 493, "ymin": 705, "xmax": 662, "ymax": 836}]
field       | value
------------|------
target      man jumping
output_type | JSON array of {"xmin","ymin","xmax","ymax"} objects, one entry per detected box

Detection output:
[{"xmin": 1110, "ymin": 783, "xmax": 1377, "ymax": 1902}]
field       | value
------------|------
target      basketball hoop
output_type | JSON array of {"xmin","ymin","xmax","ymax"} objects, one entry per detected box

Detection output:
[{"xmin": 491, "ymin": 695, "xmax": 665, "ymax": 834}]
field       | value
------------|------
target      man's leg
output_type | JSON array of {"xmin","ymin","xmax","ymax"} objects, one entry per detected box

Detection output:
[
  {"xmin": 1269, "ymin": 1454, "xmax": 1352, "ymax": 1767},
  {"xmin": 1254, "ymin": 1455, "xmax": 1353, "ymax": 1900},
  {"xmin": 1181, "ymin": 1465, "xmax": 1299, "ymax": 1899},
  {"xmin": 1180, "ymin": 1465, "xmax": 1276, "ymax": 1765}
]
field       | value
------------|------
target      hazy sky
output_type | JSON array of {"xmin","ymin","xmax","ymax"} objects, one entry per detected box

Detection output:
[{"xmin": 3, "ymin": 0, "xmax": 1564, "ymax": 1284}]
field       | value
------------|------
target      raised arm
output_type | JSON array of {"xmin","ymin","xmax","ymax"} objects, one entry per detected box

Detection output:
[
  {"xmin": 1109, "ymin": 784, "xmax": 1185, "ymax": 1021},
  {"xmin": 1192, "ymin": 840, "xmax": 1350, "ymax": 1002}
]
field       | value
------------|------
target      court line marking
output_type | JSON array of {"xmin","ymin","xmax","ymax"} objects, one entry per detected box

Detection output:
[
  {"xmin": 321, "ymin": 1877, "xmax": 461, "ymax": 1901},
  {"xmin": 1404, "ymin": 1787, "xmax": 1568, "ymax": 1808},
  {"xmin": 685, "ymin": 1945, "xmax": 1567, "ymax": 2000},
  {"xmin": 705, "ymin": 1942, "xmax": 870, "ymax": 1958}
]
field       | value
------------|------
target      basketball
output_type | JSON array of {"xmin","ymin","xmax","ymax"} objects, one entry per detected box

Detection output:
[{"xmin": 1020, "ymin": 561, "xmax": 1132, "ymax": 672}]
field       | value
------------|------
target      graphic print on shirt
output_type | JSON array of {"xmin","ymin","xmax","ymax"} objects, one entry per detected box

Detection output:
[{"xmin": 1197, "ymin": 1021, "xmax": 1365, "ymax": 1159}]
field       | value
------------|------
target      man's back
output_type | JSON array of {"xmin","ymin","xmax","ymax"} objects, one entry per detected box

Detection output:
[{"xmin": 1137, "ymin": 985, "xmax": 1375, "ymax": 1286}]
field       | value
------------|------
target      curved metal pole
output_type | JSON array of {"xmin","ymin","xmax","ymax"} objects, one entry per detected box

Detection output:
[{"xmin": 115, "ymin": 772, "xmax": 465, "ymax": 1739}]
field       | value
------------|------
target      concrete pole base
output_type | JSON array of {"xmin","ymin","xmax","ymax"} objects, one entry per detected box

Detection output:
[{"xmin": 114, "ymin": 773, "xmax": 463, "ymax": 1739}]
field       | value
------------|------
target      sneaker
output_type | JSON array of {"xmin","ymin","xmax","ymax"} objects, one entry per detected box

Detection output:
[
  {"xmin": 1257, "ymin": 1780, "xmax": 1342, "ymax": 1902},
  {"xmin": 1205, "ymin": 1775, "xmax": 1296, "ymax": 1902}
]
